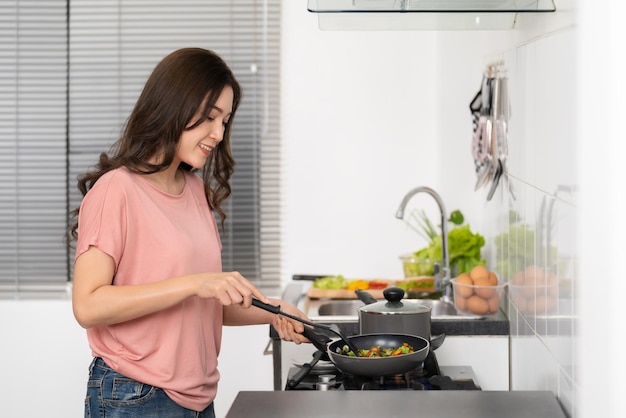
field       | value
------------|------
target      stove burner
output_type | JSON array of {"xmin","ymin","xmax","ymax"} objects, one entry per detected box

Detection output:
[{"xmin": 285, "ymin": 351, "xmax": 481, "ymax": 391}]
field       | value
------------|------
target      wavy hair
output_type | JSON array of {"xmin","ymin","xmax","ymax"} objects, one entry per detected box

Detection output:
[{"xmin": 67, "ymin": 48, "xmax": 242, "ymax": 244}]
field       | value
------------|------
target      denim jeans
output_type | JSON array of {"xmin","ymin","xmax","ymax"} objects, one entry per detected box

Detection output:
[{"xmin": 85, "ymin": 357, "xmax": 215, "ymax": 418}]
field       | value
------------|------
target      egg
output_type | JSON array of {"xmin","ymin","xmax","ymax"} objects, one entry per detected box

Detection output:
[
  {"xmin": 470, "ymin": 265, "xmax": 489, "ymax": 282},
  {"xmin": 487, "ymin": 271, "xmax": 499, "ymax": 286},
  {"xmin": 466, "ymin": 295, "xmax": 489, "ymax": 315},
  {"xmin": 473, "ymin": 277, "xmax": 496, "ymax": 299},
  {"xmin": 455, "ymin": 273, "xmax": 474, "ymax": 298},
  {"xmin": 454, "ymin": 295, "xmax": 467, "ymax": 311},
  {"xmin": 524, "ymin": 265, "xmax": 546, "ymax": 285},
  {"xmin": 487, "ymin": 293, "xmax": 501, "ymax": 313},
  {"xmin": 512, "ymin": 270, "xmax": 525, "ymax": 285}
]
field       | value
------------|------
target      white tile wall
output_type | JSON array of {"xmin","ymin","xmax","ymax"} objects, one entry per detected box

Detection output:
[{"xmin": 492, "ymin": 29, "xmax": 579, "ymax": 417}]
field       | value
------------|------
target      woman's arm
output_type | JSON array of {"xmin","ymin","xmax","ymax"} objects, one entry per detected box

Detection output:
[
  {"xmin": 223, "ymin": 299, "xmax": 310, "ymax": 344},
  {"xmin": 72, "ymin": 245, "xmax": 270, "ymax": 329}
]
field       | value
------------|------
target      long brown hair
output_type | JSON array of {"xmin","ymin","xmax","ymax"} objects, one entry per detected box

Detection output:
[{"xmin": 67, "ymin": 48, "xmax": 242, "ymax": 244}]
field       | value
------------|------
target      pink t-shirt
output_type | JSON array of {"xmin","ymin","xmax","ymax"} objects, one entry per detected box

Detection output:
[{"xmin": 75, "ymin": 167, "xmax": 223, "ymax": 411}]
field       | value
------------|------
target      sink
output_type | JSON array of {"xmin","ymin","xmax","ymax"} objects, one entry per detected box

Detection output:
[
  {"xmin": 304, "ymin": 298, "xmax": 464, "ymax": 321},
  {"xmin": 318, "ymin": 300, "xmax": 365, "ymax": 316}
]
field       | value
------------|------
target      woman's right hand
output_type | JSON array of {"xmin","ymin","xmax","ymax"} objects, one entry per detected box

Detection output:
[{"xmin": 194, "ymin": 271, "xmax": 270, "ymax": 307}]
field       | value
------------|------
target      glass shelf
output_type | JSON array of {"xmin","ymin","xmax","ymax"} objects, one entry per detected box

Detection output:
[{"xmin": 307, "ymin": 0, "xmax": 556, "ymax": 30}]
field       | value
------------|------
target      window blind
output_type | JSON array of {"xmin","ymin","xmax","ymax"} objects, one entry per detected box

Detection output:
[
  {"xmin": 1, "ymin": 0, "xmax": 282, "ymax": 295},
  {"xmin": 0, "ymin": 0, "xmax": 68, "ymax": 294}
]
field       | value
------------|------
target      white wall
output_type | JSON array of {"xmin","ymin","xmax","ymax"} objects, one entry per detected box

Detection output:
[
  {"xmin": 0, "ymin": 299, "xmax": 91, "ymax": 417},
  {"xmin": 281, "ymin": 3, "xmax": 442, "ymax": 280}
]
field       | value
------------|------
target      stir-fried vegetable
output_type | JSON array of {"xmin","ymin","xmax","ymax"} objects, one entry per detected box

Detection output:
[{"xmin": 339, "ymin": 342, "xmax": 415, "ymax": 357}]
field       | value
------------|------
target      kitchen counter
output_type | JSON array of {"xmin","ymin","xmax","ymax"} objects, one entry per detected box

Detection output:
[{"xmin": 225, "ymin": 390, "xmax": 568, "ymax": 418}]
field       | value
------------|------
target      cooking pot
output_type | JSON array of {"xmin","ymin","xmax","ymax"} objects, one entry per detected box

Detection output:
[{"xmin": 357, "ymin": 287, "xmax": 444, "ymax": 350}]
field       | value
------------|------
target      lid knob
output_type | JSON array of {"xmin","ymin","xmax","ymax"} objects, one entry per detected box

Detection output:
[{"xmin": 383, "ymin": 287, "xmax": 405, "ymax": 304}]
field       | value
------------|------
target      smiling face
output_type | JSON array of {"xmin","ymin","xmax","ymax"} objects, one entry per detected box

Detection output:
[{"xmin": 176, "ymin": 85, "xmax": 234, "ymax": 169}]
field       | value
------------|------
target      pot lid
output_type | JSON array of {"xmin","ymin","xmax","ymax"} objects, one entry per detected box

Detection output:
[{"xmin": 358, "ymin": 287, "xmax": 432, "ymax": 315}]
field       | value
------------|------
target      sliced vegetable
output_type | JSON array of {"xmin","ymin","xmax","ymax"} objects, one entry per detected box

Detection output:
[
  {"xmin": 347, "ymin": 279, "xmax": 370, "ymax": 291},
  {"xmin": 312, "ymin": 275, "xmax": 348, "ymax": 289},
  {"xmin": 367, "ymin": 280, "xmax": 389, "ymax": 290}
]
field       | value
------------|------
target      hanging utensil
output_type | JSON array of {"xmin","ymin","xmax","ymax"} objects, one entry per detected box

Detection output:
[
  {"xmin": 487, "ymin": 159, "xmax": 503, "ymax": 201},
  {"xmin": 495, "ymin": 72, "xmax": 516, "ymax": 201}
]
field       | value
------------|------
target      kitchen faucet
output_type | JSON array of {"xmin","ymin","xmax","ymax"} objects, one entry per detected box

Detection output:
[{"xmin": 395, "ymin": 186, "xmax": 452, "ymax": 301}]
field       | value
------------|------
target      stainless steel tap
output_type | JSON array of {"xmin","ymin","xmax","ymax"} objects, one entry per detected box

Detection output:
[{"xmin": 395, "ymin": 186, "xmax": 452, "ymax": 301}]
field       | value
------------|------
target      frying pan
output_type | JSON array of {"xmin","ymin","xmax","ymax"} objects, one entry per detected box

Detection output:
[
  {"xmin": 251, "ymin": 299, "xmax": 430, "ymax": 377},
  {"xmin": 326, "ymin": 333, "xmax": 429, "ymax": 377}
]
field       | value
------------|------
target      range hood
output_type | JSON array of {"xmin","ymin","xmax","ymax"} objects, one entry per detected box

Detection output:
[{"xmin": 307, "ymin": 0, "xmax": 556, "ymax": 30}]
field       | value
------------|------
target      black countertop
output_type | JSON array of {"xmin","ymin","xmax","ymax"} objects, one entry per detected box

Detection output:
[{"xmin": 225, "ymin": 390, "xmax": 568, "ymax": 418}]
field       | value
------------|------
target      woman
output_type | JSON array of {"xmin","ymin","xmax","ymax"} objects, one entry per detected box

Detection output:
[{"xmin": 68, "ymin": 48, "xmax": 309, "ymax": 417}]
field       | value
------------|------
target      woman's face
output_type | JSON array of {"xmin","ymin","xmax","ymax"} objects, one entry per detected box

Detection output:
[{"xmin": 177, "ymin": 85, "xmax": 234, "ymax": 169}]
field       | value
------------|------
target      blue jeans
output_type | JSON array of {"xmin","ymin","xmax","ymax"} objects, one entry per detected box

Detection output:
[{"xmin": 85, "ymin": 357, "xmax": 215, "ymax": 418}]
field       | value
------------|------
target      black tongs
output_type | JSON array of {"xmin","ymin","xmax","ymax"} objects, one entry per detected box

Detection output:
[{"xmin": 251, "ymin": 299, "xmax": 361, "ymax": 355}]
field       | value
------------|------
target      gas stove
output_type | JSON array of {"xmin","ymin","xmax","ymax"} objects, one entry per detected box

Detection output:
[{"xmin": 284, "ymin": 350, "xmax": 481, "ymax": 391}]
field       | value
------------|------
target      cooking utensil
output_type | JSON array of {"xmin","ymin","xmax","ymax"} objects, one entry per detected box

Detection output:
[
  {"xmin": 327, "ymin": 333, "xmax": 430, "ymax": 377},
  {"xmin": 355, "ymin": 287, "xmax": 445, "ymax": 351},
  {"xmin": 487, "ymin": 158, "xmax": 503, "ymax": 201},
  {"xmin": 299, "ymin": 319, "xmax": 430, "ymax": 377},
  {"xmin": 357, "ymin": 287, "xmax": 431, "ymax": 338},
  {"xmin": 251, "ymin": 298, "xmax": 361, "ymax": 355}
]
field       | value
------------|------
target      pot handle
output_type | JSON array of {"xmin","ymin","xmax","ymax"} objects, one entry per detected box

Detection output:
[{"xmin": 354, "ymin": 289, "xmax": 378, "ymax": 305}]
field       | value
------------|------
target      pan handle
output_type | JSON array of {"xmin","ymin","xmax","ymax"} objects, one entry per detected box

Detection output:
[
  {"xmin": 430, "ymin": 333, "xmax": 446, "ymax": 351},
  {"xmin": 286, "ymin": 350, "xmax": 325, "ymax": 389}
]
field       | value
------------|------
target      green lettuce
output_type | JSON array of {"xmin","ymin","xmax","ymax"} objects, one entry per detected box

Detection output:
[{"xmin": 413, "ymin": 222, "xmax": 485, "ymax": 275}]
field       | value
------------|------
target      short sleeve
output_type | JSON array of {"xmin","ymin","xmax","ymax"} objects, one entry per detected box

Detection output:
[{"xmin": 74, "ymin": 171, "xmax": 128, "ymax": 271}]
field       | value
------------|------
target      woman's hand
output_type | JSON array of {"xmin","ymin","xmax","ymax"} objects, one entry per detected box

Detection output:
[
  {"xmin": 270, "ymin": 301, "xmax": 310, "ymax": 345},
  {"xmin": 194, "ymin": 271, "xmax": 270, "ymax": 307}
]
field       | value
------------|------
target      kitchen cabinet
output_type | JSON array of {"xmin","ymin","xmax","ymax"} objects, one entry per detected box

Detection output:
[{"xmin": 433, "ymin": 335, "xmax": 509, "ymax": 390}]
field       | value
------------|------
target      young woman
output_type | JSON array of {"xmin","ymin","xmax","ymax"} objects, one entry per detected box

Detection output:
[{"xmin": 68, "ymin": 47, "xmax": 309, "ymax": 417}]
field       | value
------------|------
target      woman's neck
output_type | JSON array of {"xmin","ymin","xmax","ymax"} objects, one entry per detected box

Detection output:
[{"xmin": 143, "ymin": 165, "xmax": 185, "ymax": 195}]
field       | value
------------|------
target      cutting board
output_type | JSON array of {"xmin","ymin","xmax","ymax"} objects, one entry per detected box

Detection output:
[
  {"xmin": 306, "ymin": 287, "xmax": 386, "ymax": 299},
  {"xmin": 305, "ymin": 277, "xmax": 434, "ymax": 299}
]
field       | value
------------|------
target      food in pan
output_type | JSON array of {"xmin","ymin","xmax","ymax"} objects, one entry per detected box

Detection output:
[{"xmin": 338, "ymin": 342, "xmax": 415, "ymax": 358}]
